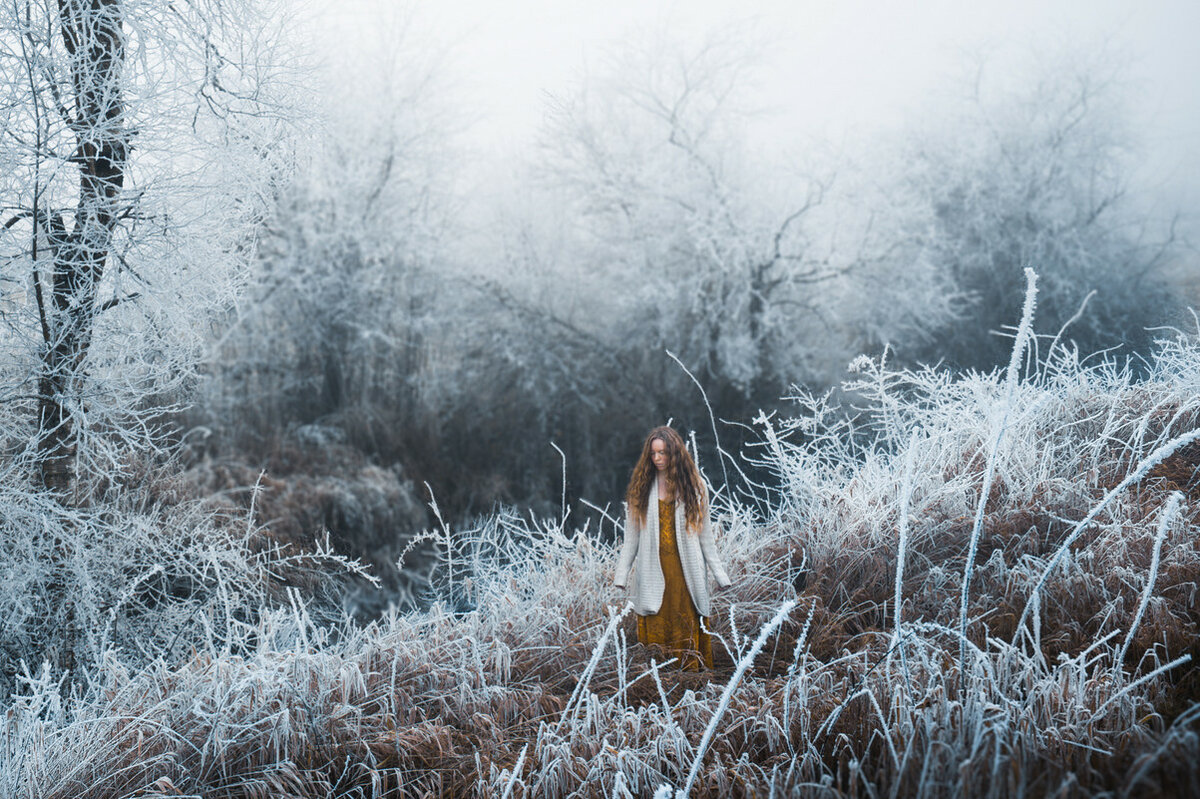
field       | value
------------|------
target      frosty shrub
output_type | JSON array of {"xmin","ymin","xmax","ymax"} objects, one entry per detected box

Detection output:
[
  {"xmin": 6, "ymin": 281, "xmax": 1200, "ymax": 796},
  {"xmin": 0, "ymin": 461, "xmax": 370, "ymax": 696},
  {"xmin": 179, "ymin": 439, "xmax": 429, "ymax": 617}
]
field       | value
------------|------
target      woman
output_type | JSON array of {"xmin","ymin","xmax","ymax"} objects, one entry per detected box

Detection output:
[{"xmin": 614, "ymin": 426, "xmax": 732, "ymax": 669}]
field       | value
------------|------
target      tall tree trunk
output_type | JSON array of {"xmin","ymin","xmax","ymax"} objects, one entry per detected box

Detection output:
[{"xmin": 36, "ymin": 0, "xmax": 126, "ymax": 494}]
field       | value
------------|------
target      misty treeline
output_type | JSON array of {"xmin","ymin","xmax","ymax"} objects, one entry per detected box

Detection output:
[{"xmin": 192, "ymin": 27, "xmax": 1185, "ymax": 533}]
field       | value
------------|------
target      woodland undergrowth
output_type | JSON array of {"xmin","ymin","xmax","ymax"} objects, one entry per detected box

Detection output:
[{"xmin": 6, "ymin": 273, "xmax": 1200, "ymax": 797}]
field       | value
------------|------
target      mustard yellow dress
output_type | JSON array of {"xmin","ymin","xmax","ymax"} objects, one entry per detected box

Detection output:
[{"xmin": 636, "ymin": 499, "xmax": 714, "ymax": 670}]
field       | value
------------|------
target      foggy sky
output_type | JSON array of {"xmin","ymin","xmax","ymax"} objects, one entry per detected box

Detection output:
[{"xmin": 304, "ymin": 0, "xmax": 1200, "ymax": 227}]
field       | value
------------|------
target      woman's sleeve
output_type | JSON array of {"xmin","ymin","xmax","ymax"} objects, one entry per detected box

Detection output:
[
  {"xmin": 699, "ymin": 495, "xmax": 732, "ymax": 588},
  {"xmin": 614, "ymin": 503, "xmax": 639, "ymax": 588}
]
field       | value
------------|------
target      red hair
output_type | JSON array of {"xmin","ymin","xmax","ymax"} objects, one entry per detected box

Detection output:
[{"xmin": 625, "ymin": 426, "xmax": 706, "ymax": 533}]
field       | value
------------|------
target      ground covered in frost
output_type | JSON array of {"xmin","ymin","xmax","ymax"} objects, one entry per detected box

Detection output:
[{"xmin": 8, "ymin": 292, "xmax": 1200, "ymax": 797}]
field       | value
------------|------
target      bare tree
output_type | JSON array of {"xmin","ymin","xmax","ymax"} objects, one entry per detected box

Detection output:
[
  {"xmin": 0, "ymin": 0, "xmax": 288, "ymax": 496},
  {"xmin": 532, "ymin": 28, "xmax": 963, "ymax": 402},
  {"xmin": 0, "ymin": 0, "xmax": 309, "ymax": 677},
  {"xmin": 536, "ymin": 28, "xmax": 837, "ymax": 397},
  {"xmin": 28, "ymin": 1, "xmax": 127, "ymax": 493}
]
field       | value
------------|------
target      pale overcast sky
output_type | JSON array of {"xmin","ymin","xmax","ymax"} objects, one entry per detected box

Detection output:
[{"xmin": 305, "ymin": 0, "xmax": 1200, "ymax": 213}]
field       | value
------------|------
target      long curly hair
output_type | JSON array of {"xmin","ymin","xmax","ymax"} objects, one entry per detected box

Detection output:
[{"xmin": 625, "ymin": 426, "xmax": 706, "ymax": 533}]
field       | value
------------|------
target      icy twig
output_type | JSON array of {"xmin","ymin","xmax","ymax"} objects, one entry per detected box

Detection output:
[
  {"xmin": 678, "ymin": 599, "xmax": 796, "ymax": 798},
  {"xmin": 1114, "ymin": 492, "xmax": 1182, "ymax": 675},
  {"xmin": 962, "ymin": 268, "xmax": 1037, "ymax": 672},
  {"xmin": 892, "ymin": 428, "xmax": 920, "ymax": 653}
]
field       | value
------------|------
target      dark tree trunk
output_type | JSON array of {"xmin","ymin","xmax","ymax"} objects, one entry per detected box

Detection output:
[{"xmin": 35, "ymin": 0, "xmax": 126, "ymax": 494}]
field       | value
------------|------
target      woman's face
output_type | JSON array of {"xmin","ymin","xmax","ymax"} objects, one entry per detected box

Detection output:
[{"xmin": 651, "ymin": 438, "xmax": 669, "ymax": 472}]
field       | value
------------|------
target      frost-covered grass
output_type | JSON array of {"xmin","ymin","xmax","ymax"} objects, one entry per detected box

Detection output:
[{"xmin": 6, "ymin": 309, "xmax": 1200, "ymax": 796}]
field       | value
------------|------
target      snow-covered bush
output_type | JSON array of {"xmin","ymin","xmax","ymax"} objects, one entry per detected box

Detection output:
[{"xmin": 0, "ymin": 458, "xmax": 373, "ymax": 696}]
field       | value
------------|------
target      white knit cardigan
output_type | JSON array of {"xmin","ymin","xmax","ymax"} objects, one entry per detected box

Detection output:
[{"xmin": 613, "ymin": 479, "xmax": 732, "ymax": 617}]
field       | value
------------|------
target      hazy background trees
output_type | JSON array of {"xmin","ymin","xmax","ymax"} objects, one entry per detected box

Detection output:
[
  {"xmin": 184, "ymin": 22, "xmax": 1193, "ymax": 576},
  {"xmin": 888, "ymin": 50, "xmax": 1183, "ymax": 371}
]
